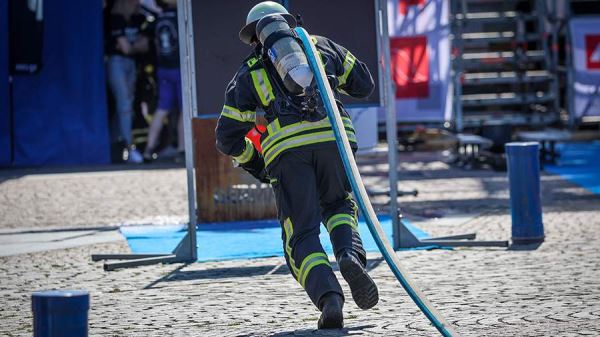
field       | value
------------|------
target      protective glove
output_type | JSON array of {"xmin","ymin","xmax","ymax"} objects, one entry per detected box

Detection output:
[{"xmin": 238, "ymin": 149, "xmax": 270, "ymax": 184}]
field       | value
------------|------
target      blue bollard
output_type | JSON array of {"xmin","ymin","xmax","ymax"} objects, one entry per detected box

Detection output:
[
  {"xmin": 32, "ymin": 290, "xmax": 89, "ymax": 337},
  {"xmin": 505, "ymin": 142, "xmax": 544, "ymax": 244}
]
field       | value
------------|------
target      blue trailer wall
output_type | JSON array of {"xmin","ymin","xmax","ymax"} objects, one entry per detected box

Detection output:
[
  {"xmin": 10, "ymin": 0, "xmax": 109, "ymax": 166},
  {"xmin": 0, "ymin": 0, "xmax": 10, "ymax": 166}
]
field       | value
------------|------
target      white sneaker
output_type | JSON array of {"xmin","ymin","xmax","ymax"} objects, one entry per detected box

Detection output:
[{"xmin": 127, "ymin": 147, "xmax": 144, "ymax": 164}]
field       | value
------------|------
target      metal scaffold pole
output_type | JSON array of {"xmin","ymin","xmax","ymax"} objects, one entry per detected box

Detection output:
[{"xmin": 379, "ymin": 0, "xmax": 401, "ymax": 249}]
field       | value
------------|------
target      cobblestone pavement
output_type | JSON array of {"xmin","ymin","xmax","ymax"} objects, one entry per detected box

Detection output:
[{"xmin": 1, "ymin": 152, "xmax": 599, "ymax": 336}]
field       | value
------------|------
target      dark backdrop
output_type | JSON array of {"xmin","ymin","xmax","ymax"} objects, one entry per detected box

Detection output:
[
  {"xmin": 287, "ymin": 0, "xmax": 381, "ymax": 107},
  {"xmin": 190, "ymin": 0, "xmax": 381, "ymax": 117},
  {"xmin": 0, "ymin": 0, "xmax": 9, "ymax": 165}
]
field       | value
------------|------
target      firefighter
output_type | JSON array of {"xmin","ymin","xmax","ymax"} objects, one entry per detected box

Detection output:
[{"xmin": 215, "ymin": 1, "xmax": 378, "ymax": 329}]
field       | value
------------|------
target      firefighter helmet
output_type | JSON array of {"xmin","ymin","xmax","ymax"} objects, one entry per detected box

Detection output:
[{"xmin": 239, "ymin": 1, "xmax": 296, "ymax": 44}]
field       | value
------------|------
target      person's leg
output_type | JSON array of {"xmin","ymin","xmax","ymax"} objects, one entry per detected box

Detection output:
[
  {"xmin": 123, "ymin": 57, "xmax": 144, "ymax": 163},
  {"xmin": 314, "ymin": 146, "xmax": 378, "ymax": 310},
  {"xmin": 315, "ymin": 146, "xmax": 366, "ymax": 264},
  {"xmin": 174, "ymin": 69, "xmax": 184, "ymax": 153},
  {"xmin": 145, "ymin": 68, "xmax": 175, "ymax": 157},
  {"xmin": 106, "ymin": 56, "xmax": 134, "ymax": 146},
  {"xmin": 268, "ymin": 151, "xmax": 344, "ymax": 311},
  {"xmin": 144, "ymin": 108, "xmax": 170, "ymax": 157}
]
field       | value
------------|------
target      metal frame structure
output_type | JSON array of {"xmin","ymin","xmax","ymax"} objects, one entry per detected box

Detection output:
[
  {"xmin": 384, "ymin": 1, "xmax": 508, "ymax": 249},
  {"xmin": 92, "ymin": 0, "xmax": 198, "ymax": 271},
  {"xmin": 451, "ymin": 0, "xmax": 560, "ymax": 130}
]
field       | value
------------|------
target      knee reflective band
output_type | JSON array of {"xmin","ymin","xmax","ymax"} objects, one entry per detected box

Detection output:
[
  {"xmin": 233, "ymin": 138, "xmax": 255, "ymax": 164},
  {"xmin": 299, "ymin": 252, "xmax": 330, "ymax": 288},
  {"xmin": 283, "ymin": 219, "xmax": 331, "ymax": 288},
  {"xmin": 283, "ymin": 218, "xmax": 300, "ymax": 278},
  {"xmin": 261, "ymin": 117, "xmax": 356, "ymax": 167},
  {"xmin": 296, "ymin": 27, "xmax": 459, "ymax": 337},
  {"xmin": 250, "ymin": 68, "xmax": 275, "ymax": 107},
  {"xmin": 326, "ymin": 214, "xmax": 358, "ymax": 233},
  {"xmin": 221, "ymin": 105, "xmax": 256, "ymax": 123}
]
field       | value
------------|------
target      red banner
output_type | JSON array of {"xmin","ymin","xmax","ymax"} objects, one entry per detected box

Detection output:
[
  {"xmin": 390, "ymin": 36, "xmax": 430, "ymax": 99},
  {"xmin": 586, "ymin": 35, "xmax": 600, "ymax": 70}
]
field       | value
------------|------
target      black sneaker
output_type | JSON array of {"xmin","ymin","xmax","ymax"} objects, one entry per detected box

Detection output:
[
  {"xmin": 317, "ymin": 292, "xmax": 344, "ymax": 329},
  {"xmin": 338, "ymin": 252, "xmax": 379, "ymax": 310}
]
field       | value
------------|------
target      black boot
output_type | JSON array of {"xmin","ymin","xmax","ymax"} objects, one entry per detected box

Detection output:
[
  {"xmin": 317, "ymin": 292, "xmax": 344, "ymax": 329},
  {"xmin": 338, "ymin": 251, "xmax": 379, "ymax": 310}
]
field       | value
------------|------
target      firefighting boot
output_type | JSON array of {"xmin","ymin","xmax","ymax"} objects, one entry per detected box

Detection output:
[
  {"xmin": 338, "ymin": 251, "xmax": 379, "ymax": 310},
  {"xmin": 317, "ymin": 292, "xmax": 344, "ymax": 329}
]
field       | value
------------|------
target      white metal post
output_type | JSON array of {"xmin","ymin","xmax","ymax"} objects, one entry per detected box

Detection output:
[
  {"xmin": 378, "ymin": 0, "xmax": 401, "ymax": 249},
  {"xmin": 177, "ymin": 0, "xmax": 198, "ymax": 260}
]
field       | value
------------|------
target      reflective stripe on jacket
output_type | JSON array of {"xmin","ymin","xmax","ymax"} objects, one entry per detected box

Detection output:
[{"xmin": 215, "ymin": 35, "xmax": 374, "ymax": 165}]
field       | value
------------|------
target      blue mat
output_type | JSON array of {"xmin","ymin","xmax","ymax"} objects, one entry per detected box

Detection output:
[
  {"xmin": 545, "ymin": 141, "xmax": 600, "ymax": 195},
  {"xmin": 120, "ymin": 216, "xmax": 431, "ymax": 262}
]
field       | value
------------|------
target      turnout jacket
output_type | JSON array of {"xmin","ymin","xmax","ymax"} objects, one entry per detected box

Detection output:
[{"xmin": 215, "ymin": 35, "xmax": 374, "ymax": 171}]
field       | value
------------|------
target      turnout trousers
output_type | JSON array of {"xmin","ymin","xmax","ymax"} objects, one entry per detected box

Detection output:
[{"xmin": 267, "ymin": 145, "xmax": 367, "ymax": 307}]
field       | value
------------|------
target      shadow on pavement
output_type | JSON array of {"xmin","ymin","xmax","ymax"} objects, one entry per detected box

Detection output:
[
  {"xmin": 144, "ymin": 258, "xmax": 384, "ymax": 290},
  {"xmin": 144, "ymin": 263, "xmax": 289, "ymax": 289},
  {"xmin": 508, "ymin": 242, "xmax": 544, "ymax": 251},
  {"xmin": 267, "ymin": 324, "xmax": 376, "ymax": 337}
]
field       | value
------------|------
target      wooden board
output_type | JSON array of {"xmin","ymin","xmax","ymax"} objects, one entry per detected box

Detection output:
[{"xmin": 192, "ymin": 118, "xmax": 277, "ymax": 222}]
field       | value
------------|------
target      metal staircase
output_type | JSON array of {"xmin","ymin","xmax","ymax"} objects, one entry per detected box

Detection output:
[{"xmin": 452, "ymin": 0, "xmax": 560, "ymax": 131}]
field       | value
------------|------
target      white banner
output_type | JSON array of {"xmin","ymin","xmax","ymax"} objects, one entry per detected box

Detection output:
[
  {"xmin": 570, "ymin": 17, "xmax": 600, "ymax": 119},
  {"xmin": 380, "ymin": 0, "xmax": 452, "ymax": 123}
]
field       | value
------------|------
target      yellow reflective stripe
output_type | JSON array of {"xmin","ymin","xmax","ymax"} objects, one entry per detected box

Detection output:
[
  {"xmin": 221, "ymin": 105, "xmax": 256, "ymax": 123},
  {"xmin": 263, "ymin": 119, "xmax": 330, "ymax": 151},
  {"xmin": 326, "ymin": 213, "xmax": 358, "ymax": 233},
  {"xmin": 283, "ymin": 218, "xmax": 299, "ymax": 278},
  {"xmin": 338, "ymin": 52, "xmax": 356, "ymax": 87},
  {"xmin": 266, "ymin": 118, "xmax": 280, "ymax": 135},
  {"xmin": 347, "ymin": 193, "xmax": 358, "ymax": 218},
  {"xmin": 247, "ymin": 57, "xmax": 258, "ymax": 67},
  {"xmin": 263, "ymin": 130, "xmax": 357, "ymax": 167},
  {"xmin": 262, "ymin": 117, "xmax": 354, "ymax": 152},
  {"xmin": 250, "ymin": 69, "xmax": 274, "ymax": 107},
  {"xmin": 299, "ymin": 252, "xmax": 330, "ymax": 288},
  {"xmin": 233, "ymin": 138, "xmax": 255, "ymax": 164}
]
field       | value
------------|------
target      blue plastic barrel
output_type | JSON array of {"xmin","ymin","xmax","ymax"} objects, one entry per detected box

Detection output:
[
  {"xmin": 505, "ymin": 142, "xmax": 545, "ymax": 244},
  {"xmin": 32, "ymin": 290, "xmax": 89, "ymax": 337}
]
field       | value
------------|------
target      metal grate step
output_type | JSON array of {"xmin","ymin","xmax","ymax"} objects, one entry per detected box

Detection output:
[
  {"xmin": 456, "ymin": 32, "xmax": 540, "ymax": 44},
  {"xmin": 461, "ymin": 112, "xmax": 559, "ymax": 127},
  {"xmin": 456, "ymin": 50, "xmax": 546, "ymax": 70},
  {"xmin": 453, "ymin": 11, "xmax": 537, "ymax": 23},
  {"xmin": 463, "ymin": 71, "xmax": 553, "ymax": 85},
  {"xmin": 461, "ymin": 92, "xmax": 555, "ymax": 107}
]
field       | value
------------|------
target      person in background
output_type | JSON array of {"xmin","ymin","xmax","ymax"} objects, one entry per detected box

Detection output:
[
  {"xmin": 106, "ymin": 0, "xmax": 149, "ymax": 163},
  {"xmin": 143, "ymin": 0, "xmax": 183, "ymax": 161}
]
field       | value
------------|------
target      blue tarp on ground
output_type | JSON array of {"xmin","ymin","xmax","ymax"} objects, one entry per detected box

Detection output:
[
  {"xmin": 0, "ymin": 0, "xmax": 10, "ymax": 166},
  {"xmin": 546, "ymin": 141, "xmax": 600, "ymax": 195},
  {"xmin": 120, "ymin": 216, "xmax": 431, "ymax": 262},
  {"xmin": 8, "ymin": 0, "xmax": 109, "ymax": 166}
]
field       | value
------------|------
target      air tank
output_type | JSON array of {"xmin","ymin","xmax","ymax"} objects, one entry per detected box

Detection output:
[{"xmin": 255, "ymin": 14, "xmax": 313, "ymax": 95}]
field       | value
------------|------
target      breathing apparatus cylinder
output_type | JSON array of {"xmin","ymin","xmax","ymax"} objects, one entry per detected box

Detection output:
[{"xmin": 255, "ymin": 14, "xmax": 314, "ymax": 95}]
